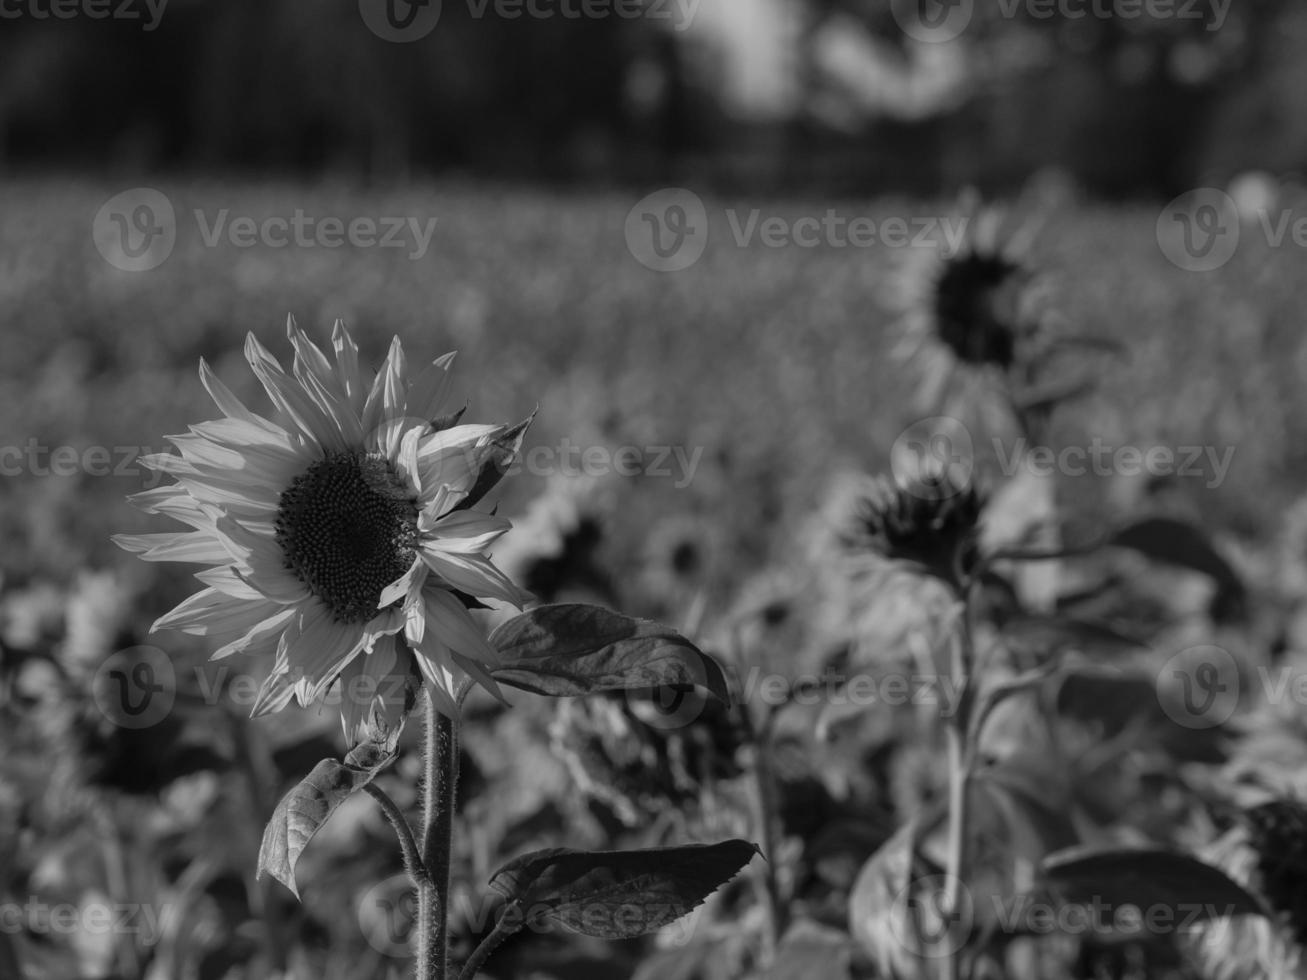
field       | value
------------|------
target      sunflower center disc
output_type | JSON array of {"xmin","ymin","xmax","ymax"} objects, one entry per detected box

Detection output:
[{"xmin": 275, "ymin": 453, "xmax": 420, "ymax": 623}]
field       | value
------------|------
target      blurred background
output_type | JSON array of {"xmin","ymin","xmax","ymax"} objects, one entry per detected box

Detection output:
[
  {"xmin": 5, "ymin": 2, "xmax": 1307, "ymax": 979},
  {"xmin": 2, "ymin": 0, "xmax": 1305, "ymax": 192}
]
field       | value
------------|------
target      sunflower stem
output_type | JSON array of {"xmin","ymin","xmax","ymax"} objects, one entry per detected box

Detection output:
[
  {"xmin": 363, "ymin": 784, "xmax": 428, "ymax": 886},
  {"xmin": 416, "ymin": 695, "xmax": 458, "ymax": 980},
  {"xmin": 941, "ymin": 575, "xmax": 978, "ymax": 980}
]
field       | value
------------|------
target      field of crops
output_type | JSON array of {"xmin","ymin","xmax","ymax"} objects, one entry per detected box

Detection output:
[{"xmin": 3, "ymin": 178, "xmax": 1307, "ymax": 979}]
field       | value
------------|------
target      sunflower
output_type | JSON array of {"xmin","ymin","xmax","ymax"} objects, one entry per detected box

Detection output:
[
  {"xmin": 114, "ymin": 318, "xmax": 532, "ymax": 743},
  {"xmin": 846, "ymin": 465, "xmax": 983, "ymax": 589},
  {"xmin": 890, "ymin": 194, "xmax": 1112, "ymax": 443},
  {"xmin": 892, "ymin": 196, "xmax": 1047, "ymax": 402}
]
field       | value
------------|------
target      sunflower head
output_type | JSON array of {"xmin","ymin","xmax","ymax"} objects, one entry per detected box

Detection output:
[
  {"xmin": 115, "ymin": 318, "xmax": 533, "ymax": 745},
  {"xmin": 892, "ymin": 199, "xmax": 1057, "ymax": 423},
  {"xmin": 1246, "ymin": 798, "xmax": 1307, "ymax": 944},
  {"xmin": 931, "ymin": 247, "xmax": 1029, "ymax": 370},
  {"xmin": 849, "ymin": 466, "xmax": 983, "ymax": 588}
]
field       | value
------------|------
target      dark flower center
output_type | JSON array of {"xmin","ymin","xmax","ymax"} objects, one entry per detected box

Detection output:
[
  {"xmin": 933, "ymin": 251, "xmax": 1024, "ymax": 368},
  {"xmin": 275, "ymin": 453, "xmax": 420, "ymax": 623}
]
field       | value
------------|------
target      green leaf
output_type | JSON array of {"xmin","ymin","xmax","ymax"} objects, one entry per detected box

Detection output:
[
  {"xmin": 453, "ymin": 409, "xmax": 536, "ymax": 513},
  {"xmin": 1110, "ymin": 518, "xmax": 1245, "ymax": 609},
  {"xmin": 1053, "ymin": 667, "xmax": 1163, "ymax": 735},
  {"xmin": 257, "ymin": 742, "xmax": 396, "ymax": 898},
  {"xmin": 487, "ymin": 840, "xmax": 759, "ymax": 939},
  {"xmin": 489, "ymin": 603, "xmax": 730, "ymax": 704},
  {"xmin": 1003, "ymin": 614, "xmax": 1145, "ymax": 661},
  {"xmin": 1041, "ymin": 846, "xmax": 1268, "ymax": 928}
]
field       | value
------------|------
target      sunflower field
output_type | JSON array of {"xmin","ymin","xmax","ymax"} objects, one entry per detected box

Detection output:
[{"xmin": 3, "ymin": 173, "xmax": 1307, "ymax": 980}]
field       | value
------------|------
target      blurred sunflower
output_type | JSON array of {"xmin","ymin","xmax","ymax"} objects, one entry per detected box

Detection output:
[
  {"xmin": 890, "ymin": 195, "xmax": 1112, "ymax": 436},
  {"xmin": 114, "ymin": 319, "xmax": 532, "ymax": 741},
  {"xmin": 849, "ymin": 464, "xmax": 984, "ymax": 589},
  {"xmin": 1191, "ymin": 799, "xmax": 1307, "ymax": 980}
]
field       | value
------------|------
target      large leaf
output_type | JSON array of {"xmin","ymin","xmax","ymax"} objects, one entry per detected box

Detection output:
[
  {"xmin": 1041, "ymin": 846, "xmax": 1267, "ymax": 930},
  {"xmin": 1110, "ymin": 518, "xmax": 1245, "ymax": 613},
  {"xmin": 489, "ymin": 603, "xmax": 730, "ymax": 703},
  {"xmin": 487, "ymin": 840, "xmax": 758, "ymax": 939},
  {"xmin": 257, "ymin": 742, "xmax": 396, "ymax": 898},
  {"xmin": 1003, "ymin": 614, "xmax": 1145, "ymax": 661}
]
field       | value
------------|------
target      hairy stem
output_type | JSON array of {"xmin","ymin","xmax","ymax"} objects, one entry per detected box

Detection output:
[
  {"xmin": 363, "ymin": 783, "xmax": 428, "ymax": 886},
  {"xmin": 942, "ymin": 581, "xmax": 978, "ymax": 980},
  {"xmin": 416, "ymin": 696, "xmax": 458, "ymax": 980}
]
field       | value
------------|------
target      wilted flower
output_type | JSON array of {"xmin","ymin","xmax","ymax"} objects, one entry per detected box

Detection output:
[
  {"xmin": 847, "ymin": 466, "xmax": 983, "ymax": 588},
  {"xmin": 114, "ymin": 319, "xmax": 532, "ymax": 741}
]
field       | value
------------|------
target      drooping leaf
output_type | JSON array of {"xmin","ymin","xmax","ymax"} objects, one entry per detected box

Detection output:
[
  {"xmin": 487, "ymin": 840, "xmax": 759, "ymax": 939},
  {"xmin": 1110, "ymin": 518, "xmax": 1245, "ymax": 615},
  {"xmin": 257, "ymin": 742, "xmax": 396, "ymax": 898},
  {"xmin": 1041, "ymin": 846, "xmax": 1268, "ymax": 929},
  {"xmin": 453, "ymin": 409, "xmax": 536, "ymax": 512},
  {"xmin": 489, "ymin": 603, "xmax": 730, "ymax": 703},
  {"xmin": 1054, "ymin": 667, "xmax": 1165, "ymax": 735},
  {"xmin": 1003, "ymin": 614, "xmax": 1145, "ymax": 662}
]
